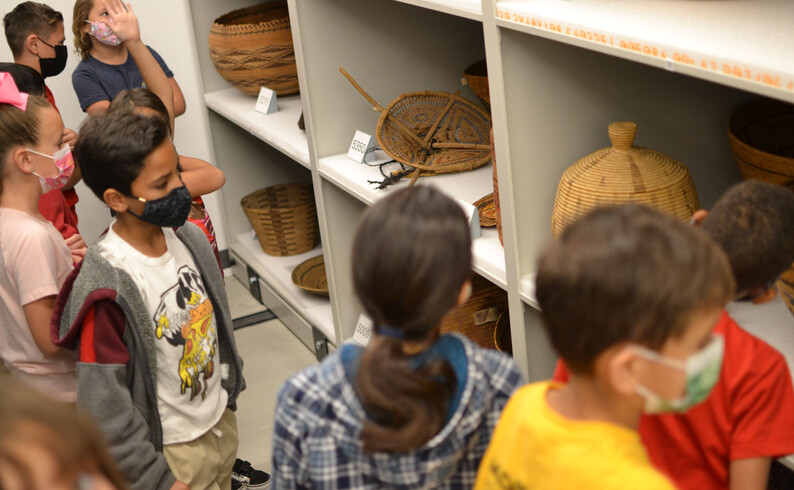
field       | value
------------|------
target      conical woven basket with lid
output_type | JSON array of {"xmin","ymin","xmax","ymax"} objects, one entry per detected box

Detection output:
[{"xmin": 551, "ymin": 121, "xmax": 700, "ymax": 237}]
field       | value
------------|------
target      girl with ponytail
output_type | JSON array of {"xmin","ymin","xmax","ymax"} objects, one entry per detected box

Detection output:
[{"xmin": 272, "ymin": 185, "xmax": 524, "ymax": 489}]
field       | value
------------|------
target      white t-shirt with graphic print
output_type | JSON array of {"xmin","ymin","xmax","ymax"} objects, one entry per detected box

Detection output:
[{"xmin": 98, "ymin": 223, "xmax": 227, "ymax": 444}]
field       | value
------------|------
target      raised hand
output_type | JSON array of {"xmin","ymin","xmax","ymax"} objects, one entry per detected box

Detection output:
[{"xmin": 101, "ymin": 0, "xmax": 139, "ymax": 44}]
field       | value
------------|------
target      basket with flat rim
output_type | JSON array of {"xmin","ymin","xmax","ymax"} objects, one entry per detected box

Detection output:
[
  {"xmin": 340, "ymin": 68, "xmax": 491, "ymax": 185},
  {"xmin": 461, "ymin": 59, "xmax": 490, "ymax": 110},
  {"xmin": 240, "ymin": 183, "xmax": 319, "ymax": 257},
  {"xmin": 440, "ymin": 275, "xmax": 506, "ymax": 349},
  {"xmin": 291, "ymin": 255, "xmax": 328, "ymax": 297},
  {"xmin": 209, "ymin": 1, "xmax": 299, "ymax": 96},
  {"xmin": 551, "ymin": 121, "xmax": 700, "ymax": 237}
]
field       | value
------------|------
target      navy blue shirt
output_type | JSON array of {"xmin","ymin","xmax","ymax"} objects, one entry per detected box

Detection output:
[{"xmin": 71, "ymin": 46, "xmax": 173, "ymax": 112}]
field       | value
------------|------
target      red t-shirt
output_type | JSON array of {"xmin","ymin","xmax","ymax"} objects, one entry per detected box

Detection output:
[
  {"xmin": 553, "ymin": 311, "xmax": 794, "ymax": 490},
  {"xmin": 43, "ymin": 85, "xmax": 79, "ymax": 227}
]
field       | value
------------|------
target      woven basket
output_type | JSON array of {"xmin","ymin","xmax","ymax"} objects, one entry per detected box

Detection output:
[
  {"xmin": 728, "ymin": 98, "xmax": 794, "ymax": 185},
  {"xmin": 440, "ymin": 275, "xmax": 506, "ymax": 349},
  {"xmin": 241, "ymin": 183, "xmax": 319, "ymax": 256},
  {"xmin": 462, "ymin": 59, "xmax": 489, "ymax": 109},
  {"xmin": 728, "ymin": 99, "xmax": 794, "ymax": 316},
  {"xmin": 491, "ymin": 127, "xmax": 504, "ymax": 246},
  {"xmin": 291, "ymin": 255, "xmax": 328, "ymax": 297},
  {"xmin": 494, "ymin": 308, "xmax": 512, "ymax": 355},
  {"xmin": 209, "ymin": 1, "xmax": 299, "ymax": 96},
  {"xmin": 474, "ymin": 193, "xmax": 496, "ymax": 227},
  {"xmin": 551, "ymin": 121, "xmax": 700, "ymax": 237}
]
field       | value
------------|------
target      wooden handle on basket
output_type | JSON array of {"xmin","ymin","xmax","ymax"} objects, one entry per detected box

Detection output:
[
  {"xmin": 339, "ymin": 68, "xmax": 384, "ymax": 112},
  {"xmin": 432, "ymin": 143, "xmax": 492, "ymax": 150}
]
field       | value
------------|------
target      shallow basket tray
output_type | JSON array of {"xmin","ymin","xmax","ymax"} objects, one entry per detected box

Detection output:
[
  {"xmin": 474, "ymin": 193, "xmax": 496, "ymax": 227},
  {"xmin": 291, "ymin": 255, "xmax": 328, "ymax": 297},
  {"xmin": 440, "ymin": 275, "xmax": 506, "ymax": 349}
]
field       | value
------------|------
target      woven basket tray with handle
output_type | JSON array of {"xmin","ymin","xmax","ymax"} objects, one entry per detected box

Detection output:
[{"xmin": 440, "ymin": 275, "xmax": 506, "ymax": 349}]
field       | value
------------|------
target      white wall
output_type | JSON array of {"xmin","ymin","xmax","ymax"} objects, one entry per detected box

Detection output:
[{"xmin": 0, "ymin": 0, "xmax": 227, "ymax": 248}]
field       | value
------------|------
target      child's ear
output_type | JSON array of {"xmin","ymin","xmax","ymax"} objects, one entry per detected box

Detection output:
[
  {"xmin": 691, "ymin": 209, "xmax": 708, "ymax": 227},
  {"xmin": 104, "ymin": 188, "xmax": 129, "ymax": 213},
  {"xmin": 11, "ymin": 148, "xmax": 34, "ymax": 175},
  {"xmin": 605, "ymin": 345, "xmax": 642, "ymax": 397},
  {"xmin": 24, "ymin": 34, "xmax": 40, "ymax": 56}
]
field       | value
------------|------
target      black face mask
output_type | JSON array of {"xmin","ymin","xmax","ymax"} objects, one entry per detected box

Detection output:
[
  {"xmin": 127, "ymin": 185, "xmax": 192, "ymax": 228},
  {"xmin": 36, "ymin": 38, "xmax": 67, "ymax": 78}
]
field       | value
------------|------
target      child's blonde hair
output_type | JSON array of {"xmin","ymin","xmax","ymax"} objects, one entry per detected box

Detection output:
[
  {"xmin": 72, "ymin": 0, "xmax": 93, "ymax": 59},
  {"xmin": 0, "ymin": 94, "xmax": 51, "ymax": 195},
  {"xmin": 0, "ymin": 381, "xmax": 128, "ymax": 489}
]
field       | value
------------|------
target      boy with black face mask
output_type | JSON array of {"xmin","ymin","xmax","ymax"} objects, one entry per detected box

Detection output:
[
  {"xmin": 3, "ymin": 2, "xmax": 83, "ymax": 253},
  {"xmin": 51, "ymin": 110, "xmax": 244, "ymax": 490}
]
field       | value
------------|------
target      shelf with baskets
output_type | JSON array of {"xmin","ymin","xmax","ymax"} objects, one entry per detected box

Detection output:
[
  {"xmin": 231, "ymin": 233, "xmax": 335, "ymax": 342},
  {"xmin": 494, "ymin": 0, "xmax": 794, "ymax": 104},
  {"xmin": 317, "ymin": 152, "xmax": 507, "ymax": 288},
  {"xmin": 204, "ymin": 89, "xmax": 310, "ymax": 168}
]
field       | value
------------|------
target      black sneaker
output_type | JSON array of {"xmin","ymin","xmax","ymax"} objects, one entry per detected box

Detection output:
[
  {"xmin": 232, "ymin": 480, "xmax": 245, "ymax": 490},
  {"xmin": 232, "ymin": 459, "xmax": 271, "ymax": 489}
]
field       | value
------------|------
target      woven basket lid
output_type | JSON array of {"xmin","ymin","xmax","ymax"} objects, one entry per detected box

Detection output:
[{"xmin": 551, "ymin": 122, "xmax": 700, "ymax": 237}]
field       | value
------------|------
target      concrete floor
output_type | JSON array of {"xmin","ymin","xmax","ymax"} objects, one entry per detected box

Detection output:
[{"xmin": 226, "ymin": 277, "xmax": 318, "ymax": 473}]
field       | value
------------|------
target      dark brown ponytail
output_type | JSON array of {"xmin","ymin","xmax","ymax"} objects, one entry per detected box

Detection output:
[{"xmin": 352, "ymin": 186, "xmax": 472, "ymax": 452}]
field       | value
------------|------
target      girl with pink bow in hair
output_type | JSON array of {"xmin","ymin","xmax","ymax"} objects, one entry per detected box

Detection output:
[{"xmin": 0, "ymin": 73, "xmax": 77, "ymax": 402}]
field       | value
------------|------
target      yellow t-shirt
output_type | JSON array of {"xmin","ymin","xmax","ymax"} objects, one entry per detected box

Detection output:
[{"xmin": 474, "ymin": 381, "xmax": 675, "ymax": 490}]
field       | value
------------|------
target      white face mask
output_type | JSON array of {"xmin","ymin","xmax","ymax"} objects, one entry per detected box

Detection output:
[{"xmin": 632, "ymin": 334, "xmax": 724, "ymax": 413}]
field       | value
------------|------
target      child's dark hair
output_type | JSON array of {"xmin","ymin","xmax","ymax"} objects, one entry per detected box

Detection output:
[
  {"xmin": 108, "ymin": 88, "xmax": 169, "ymax": 123},
  {"xmin": 352, "ymin": 186, "xmax": 472, "ymax": 452},
  {"xmin": 75, "ymin": 110, "xmax": 170, "ymax": 200},
  {"xmin": 536, "ymin": 203, "xmax": 735, "ymax": 375},
  {"xmin": 0, "ymin": 63, "xmax": 45, "ymax": 96},
  {"xmin": 0, "ymin": 380, "xmax": 128, "ymax": 489},
  {"xmin": 3, "ymin": 1, "xmax": 63, "ymax": 58},
  {"xmin": 700, "ymin": 180, "xmax": 794, "ymax": 294},
  {"xmin": 0, "ymin": 89, "xmax": 51, "ymax": 196}
]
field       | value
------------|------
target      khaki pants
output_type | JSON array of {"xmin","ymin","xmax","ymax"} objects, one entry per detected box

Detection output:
[{"xmin": 164, "ymin": 408, "xmax": 238, "ymax": 490}]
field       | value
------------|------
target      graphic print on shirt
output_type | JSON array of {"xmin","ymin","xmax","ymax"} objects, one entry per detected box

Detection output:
[{"xmin": 153, "ymin": 265, "xmax": 217, "ymax": 401}]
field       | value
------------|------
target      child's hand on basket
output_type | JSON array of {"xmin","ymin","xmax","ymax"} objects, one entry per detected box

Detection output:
[{"xmin": 101, "ymin": 0, "xmax": 140, "ymax": 44}]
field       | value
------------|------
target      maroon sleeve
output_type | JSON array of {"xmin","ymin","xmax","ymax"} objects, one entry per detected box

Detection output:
[
  {"xmin": 78, "ymin": 300, "xmax": 130, "ymax": 364},
  {"xmin": 38, "ymin": 189, "xmax": 79, "ymax": 240}
]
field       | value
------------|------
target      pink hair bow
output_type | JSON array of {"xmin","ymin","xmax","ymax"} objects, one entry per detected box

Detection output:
[{"xmin": 0, "ymin": 72, "xmax": 29, "ymax": 111}]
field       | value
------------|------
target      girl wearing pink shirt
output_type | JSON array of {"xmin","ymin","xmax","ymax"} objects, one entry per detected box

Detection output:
[{"xmin": 0, "ymin": 73, "xmax": 76, "ymax": 402}]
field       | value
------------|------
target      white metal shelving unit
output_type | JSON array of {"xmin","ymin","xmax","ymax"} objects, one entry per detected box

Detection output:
[{"xmin": 185, "ymin": 0, "xmax": 794, "ymax": 416}]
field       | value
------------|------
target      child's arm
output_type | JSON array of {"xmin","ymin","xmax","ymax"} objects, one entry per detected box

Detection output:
[
  {"xmin": 102, "ymin": 0, "xmax": 176, "ymax": 131},
  {"xmin": 170, "ymin": 78, "xmax": 185, "ymax": 117},
  {"xmin": 729, "ymin": 458, "xmax": 771, "ymax": 490},
  {"xmin": 23, "ymin": 296, "xmax": 61, "ymax": 356},
  {"xmin": 178, "ymin": 156, "xmax": 225, "ymax": 197}
]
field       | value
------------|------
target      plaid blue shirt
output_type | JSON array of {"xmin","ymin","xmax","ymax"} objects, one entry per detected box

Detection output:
[{"xmin": 272, "ymin": 334, "xmax": 524, "ymax": 489}]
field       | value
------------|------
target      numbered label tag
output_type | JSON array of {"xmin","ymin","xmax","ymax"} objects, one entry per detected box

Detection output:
[
  {"xmin": 346, "ymin": 130, "xmax": 375, "ymax": 163},
  {"xmin": 352, "ymin": 313, "xmax": 374, "ymax": 347},
  {"xmin": 254, "ymin": 86, "xmax": 278, "ymax": 115},
  {"xmin": 455, "ymin": 196, "xmax": 481, "ymax": 240}
]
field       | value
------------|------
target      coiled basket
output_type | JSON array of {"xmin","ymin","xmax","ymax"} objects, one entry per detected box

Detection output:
[
  {"xmin": 209, "ymin": 1, "xmax": 299, "ymax": 96},
  {"xmin": 241, "ymin": 183, "xmax": 319, "ymax": 257}
]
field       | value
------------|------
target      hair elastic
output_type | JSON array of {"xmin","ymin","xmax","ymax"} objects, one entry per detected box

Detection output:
[{"xmin": 377, "ymin": 326, "xmax": 405, "ymax": 340}]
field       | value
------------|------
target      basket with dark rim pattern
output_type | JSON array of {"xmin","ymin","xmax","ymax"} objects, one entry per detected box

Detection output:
[
  {"xmin": 241, "ymin": 183, "xmax": 319, "ymax": 257},
  {"xmin": 291, "ymin": 254, "xmax": 328, "ymax": 297},
  {"xmin": 462, "ymin": 59, "xmax": 489, "ymax": 110},
  {"xmin": 209, "ymin": 1, "xmax": 299, "ymax": 96},
  {"xmin": 494, "ymin": 308, "xmax": 512, "ymax": 355}
]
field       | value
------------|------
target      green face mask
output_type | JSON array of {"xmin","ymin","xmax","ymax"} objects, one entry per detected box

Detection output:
[{"xmin": 632, "ymin": 334, "xmax": 724, "ymax": 413}]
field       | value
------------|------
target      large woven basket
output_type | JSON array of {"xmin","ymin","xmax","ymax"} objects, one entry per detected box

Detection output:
[
  {"xmin": 241, "ymin": 183, "xmax": 319, "ymax": 256},
  {"xmin": 440, "ymin": 275, "xmax": 507, "ymax": 349},
  {"xmin": 551, "ymin": 121, "xmax": 700, "ymax": 237},
  {"xmin": 209, "ymin": 1, "xmax": 299, "ymax": 96},
  {"xmin": 728, "ymin": 100, "xmax": 794, "ymax": 316},
  {"xmin": 728, "ymin": 98, "xmax": 794, "ymax": 185}
]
